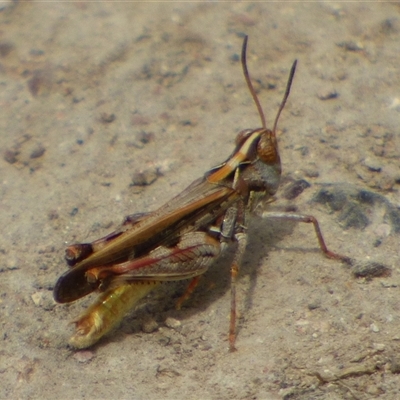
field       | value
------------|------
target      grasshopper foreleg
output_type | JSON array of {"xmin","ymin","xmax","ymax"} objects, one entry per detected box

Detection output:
[
  {"xmin": 229, "ymin": 230, "xmax": 247, "ymax": 352},
  {"xmin": 220, "ymin": 202, "xmax": 249, "ymax": 352},
  {"xmin": 260, "ymin": 211, "xmax": 353, "ymax": 266}
]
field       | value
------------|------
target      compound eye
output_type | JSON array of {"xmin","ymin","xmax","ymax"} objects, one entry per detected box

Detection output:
[{"xmin": 235, "ymin": 129, "xmax": 255, "ymax": 146}]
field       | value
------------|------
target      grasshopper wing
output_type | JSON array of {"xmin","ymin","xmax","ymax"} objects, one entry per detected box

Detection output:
[{"xmin": 54, "ymin": 179, "xmax": 239, "ymax": 303}]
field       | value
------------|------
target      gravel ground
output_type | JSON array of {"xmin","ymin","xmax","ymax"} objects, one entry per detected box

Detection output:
[{"xmin": 1, "ymin": 3, "xmax": 400, "ymax": 399}]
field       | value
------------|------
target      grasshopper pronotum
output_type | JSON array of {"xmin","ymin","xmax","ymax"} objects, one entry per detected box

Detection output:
[{"xmin": 54, "ymin": 36, "xmax": 351, "ymax": 351}]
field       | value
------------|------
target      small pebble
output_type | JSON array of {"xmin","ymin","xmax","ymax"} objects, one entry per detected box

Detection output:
[
  {"xmin": 373, "ymin": 343, "xmax": 385, "ymax": 351},
  {"xmin": 158, "ymin": 335, "xmax": 171, "ymax": 347},
  {"xmin": 31, "ymin": 292, "xmax": 44, "ymax": 307},
  {"xmin": 363, "ymin": 157, "xmax": 382, "ymax": 172},
  {"xmin": 308, "ymin": 301, "xmax": 321, "ymax": 311},
  {"xmin": 100, "ymin": 112, "xmax": 116, "ymax": 123},
  {"xmin": 130, "ymin": 131, "xmax": 154, "ymax": 148},
  {"xmin": 31, "ymin": 291, "xmax": 55, "ymax": 310},
  {"xmin": 303, "ymin": 164, "xmax": 319, "ymax": 178},
  {"xmin": 337, "ymin": 40, "xmax": 364, "ymax": 51},
  {"xmin": 390, "ymin": 358, "xmax": 400, "ymax": 374},
  {"xmin": 352, "ymin": 261, "xmax": 391, "ymax": 279},
  {"xmin": 141, "ymin": 317, "xmax": 159, "ymax": 333},
  {"xmin": 165, "ymin": 317, "xmax": 181, "ymax": 330},
  {"xmin": 387, "ymin": 206, "xmax": 400, "ymax": 233},
  {"xmin": 3, "ymin": 149, "xmax": 18, "ymax": 164},
  {"xmin": 73, "ymin": 350, "xmax": 95, "ymax": 363},
  {"xmin": 30, "ymin": 145, "xmax": 46, "ymax": 159},
  {"xmin": 317, "ymin": 88, "xmax": 338, "ymax": 100},
  {"xmin": 374, "ymin": 223, "xmax": 391, "ymax": 238},
  {"xmin": 381, "ymin": 280, "xmax": 398, "ymax": 288},
  {"xmin": 370, "ymin": 323, "xmax": 380, "ymax": 333},
  {"xmin": 131, "ymin": 169, "xmax": 158, "ymax": 187}
]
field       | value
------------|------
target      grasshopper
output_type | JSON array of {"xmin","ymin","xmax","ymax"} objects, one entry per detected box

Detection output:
[{"xmin": 54, "ymin": 36, "xmax": 351, "ymax": 351}]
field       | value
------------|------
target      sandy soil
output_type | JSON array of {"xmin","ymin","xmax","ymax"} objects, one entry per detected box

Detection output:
[{"xmin": 1, "ymin": 2, "xmax": 400, "ymax": 399}]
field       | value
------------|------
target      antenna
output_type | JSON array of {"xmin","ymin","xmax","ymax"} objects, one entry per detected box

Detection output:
[
  {"xmin": 272, "ymin": 59, "xmax": 297, "ymax": 134},
  {"xmin": 241, "ymin": 35, "xmax": 266, "ymax": 129},
  {"xmin": 241, "ymin": 36, "xmax": 297, "ymax": 133}
]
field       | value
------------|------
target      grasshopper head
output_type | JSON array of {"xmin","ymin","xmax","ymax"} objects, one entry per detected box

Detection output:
[
  {"xmin": 235, "ymin": 127, "xmax": 279, "ymax": 166},
  {"xmin": 232, "ymin": 126, "xmax": 281, "ymax": 197},
  {"xmin": 234, "ymin": 36, "xmax": 296, "ymax": 197},
  {"xmin": 205, "ymin": 37, "xmax": 296, "ymax": 198}
]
